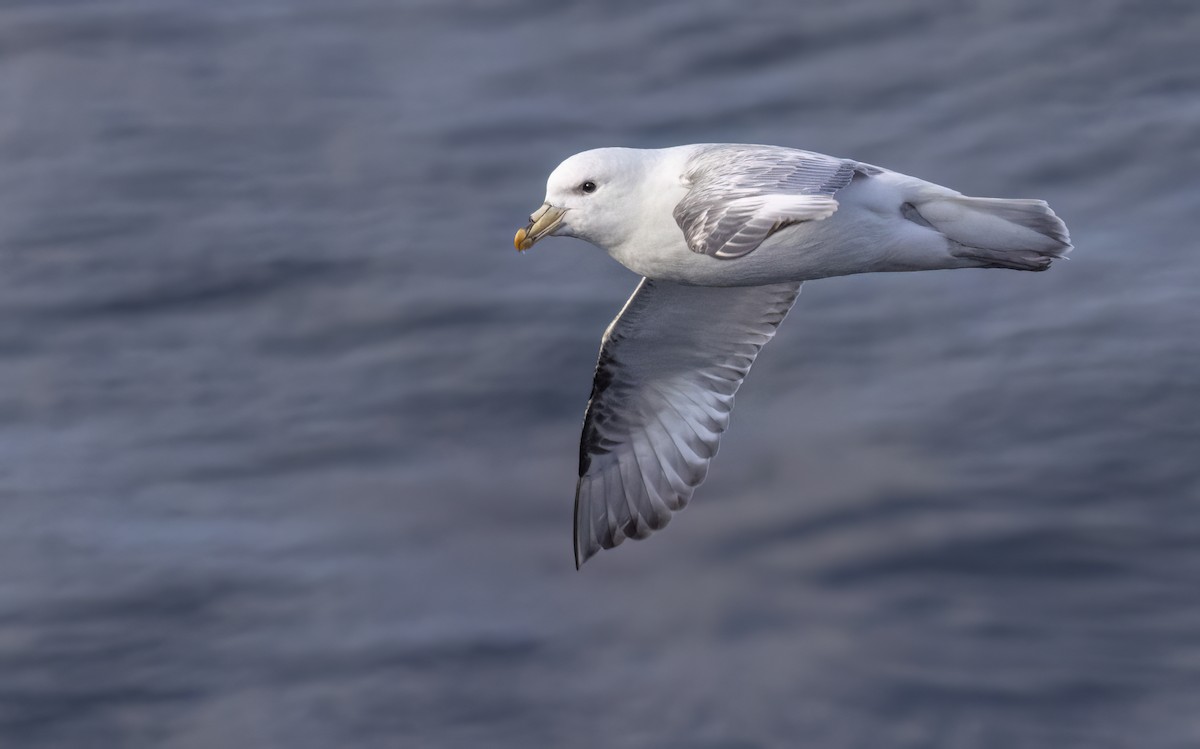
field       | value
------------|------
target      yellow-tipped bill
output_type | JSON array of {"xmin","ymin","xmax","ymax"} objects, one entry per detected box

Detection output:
[{"xmin": 514, "ymin": 203, "xmax": 566, "ymax": 252}]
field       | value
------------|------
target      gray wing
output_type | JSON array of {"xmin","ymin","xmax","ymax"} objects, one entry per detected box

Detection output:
[
  {"xmin": 574, "ymin": 278, "xmax": 802, "ymax": 567},
  {"xmin": 674, "ymin": 145, "xmax": 870, "ymax": 259}
]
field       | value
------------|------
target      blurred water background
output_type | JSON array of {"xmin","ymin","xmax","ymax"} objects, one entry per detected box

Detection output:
[{"xmin": 1, "ymin": 1, "xmax": 1198, "ymax": 747}]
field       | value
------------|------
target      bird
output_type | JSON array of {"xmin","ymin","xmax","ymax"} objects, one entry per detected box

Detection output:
[{"xmin": 513, "ymin": 144, "xmax": 1072, "ymax": 568}]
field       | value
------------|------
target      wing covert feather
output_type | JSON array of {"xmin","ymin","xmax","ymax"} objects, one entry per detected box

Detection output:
[{"xmin": 674, "ymin": 145, "xmax": 870, "ymax": 259}]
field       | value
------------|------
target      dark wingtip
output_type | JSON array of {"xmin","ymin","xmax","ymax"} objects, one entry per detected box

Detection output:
[
  {"xmin": 573, "ymin": 479, "xmax": 584, "ymax": 571},
  {"xmin": 573, "ymin": 527, "xmax": 593, "ymax": 571}
]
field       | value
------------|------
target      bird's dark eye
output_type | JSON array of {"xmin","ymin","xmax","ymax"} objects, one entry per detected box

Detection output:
[{"xmin": 580, "ymin": 180, "xmax": 597, "ymax": 194}]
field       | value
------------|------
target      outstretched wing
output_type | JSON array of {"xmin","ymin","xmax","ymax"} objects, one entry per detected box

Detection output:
[
  {"xmin": 674, "ymin": 145, "xmax": 870, "ymax": 259},
  {"xmin": 574, "ymin": 278, "xmax": 802, "ymax": 567}
]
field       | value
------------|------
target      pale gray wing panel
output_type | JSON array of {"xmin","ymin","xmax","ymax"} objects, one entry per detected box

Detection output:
[
  {"xmin": 574, "ymin": 278, "xmax": 802, "ymax": 567},
  {"xmin": 673, "ymin": 145, "xmax": 865, "ymax": 259}
]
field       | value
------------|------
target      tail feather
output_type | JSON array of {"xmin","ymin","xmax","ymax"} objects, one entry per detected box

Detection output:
[{"xmin": 914, "ymin": 195, "xmax": 1072, "ymax": 271}]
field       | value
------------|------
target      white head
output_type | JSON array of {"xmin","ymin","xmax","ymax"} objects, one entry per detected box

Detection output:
[{"xmin": 515, "ymin": 148, "xmax": 655, "ymax": 253}]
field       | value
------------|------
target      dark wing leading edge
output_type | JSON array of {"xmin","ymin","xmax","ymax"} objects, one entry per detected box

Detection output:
[
  {"xmin": 573, "ymin": 278, "xmax": 802, "ymax": 567},
  {"xmin": 673, "ymin": 145, "xmax": 871, "ymax": 259}
]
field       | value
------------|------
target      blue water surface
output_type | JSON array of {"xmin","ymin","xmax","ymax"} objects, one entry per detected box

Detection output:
[{"xmin": 0, "ymin": 1, "xmax": 1197, "ymax": 747}]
